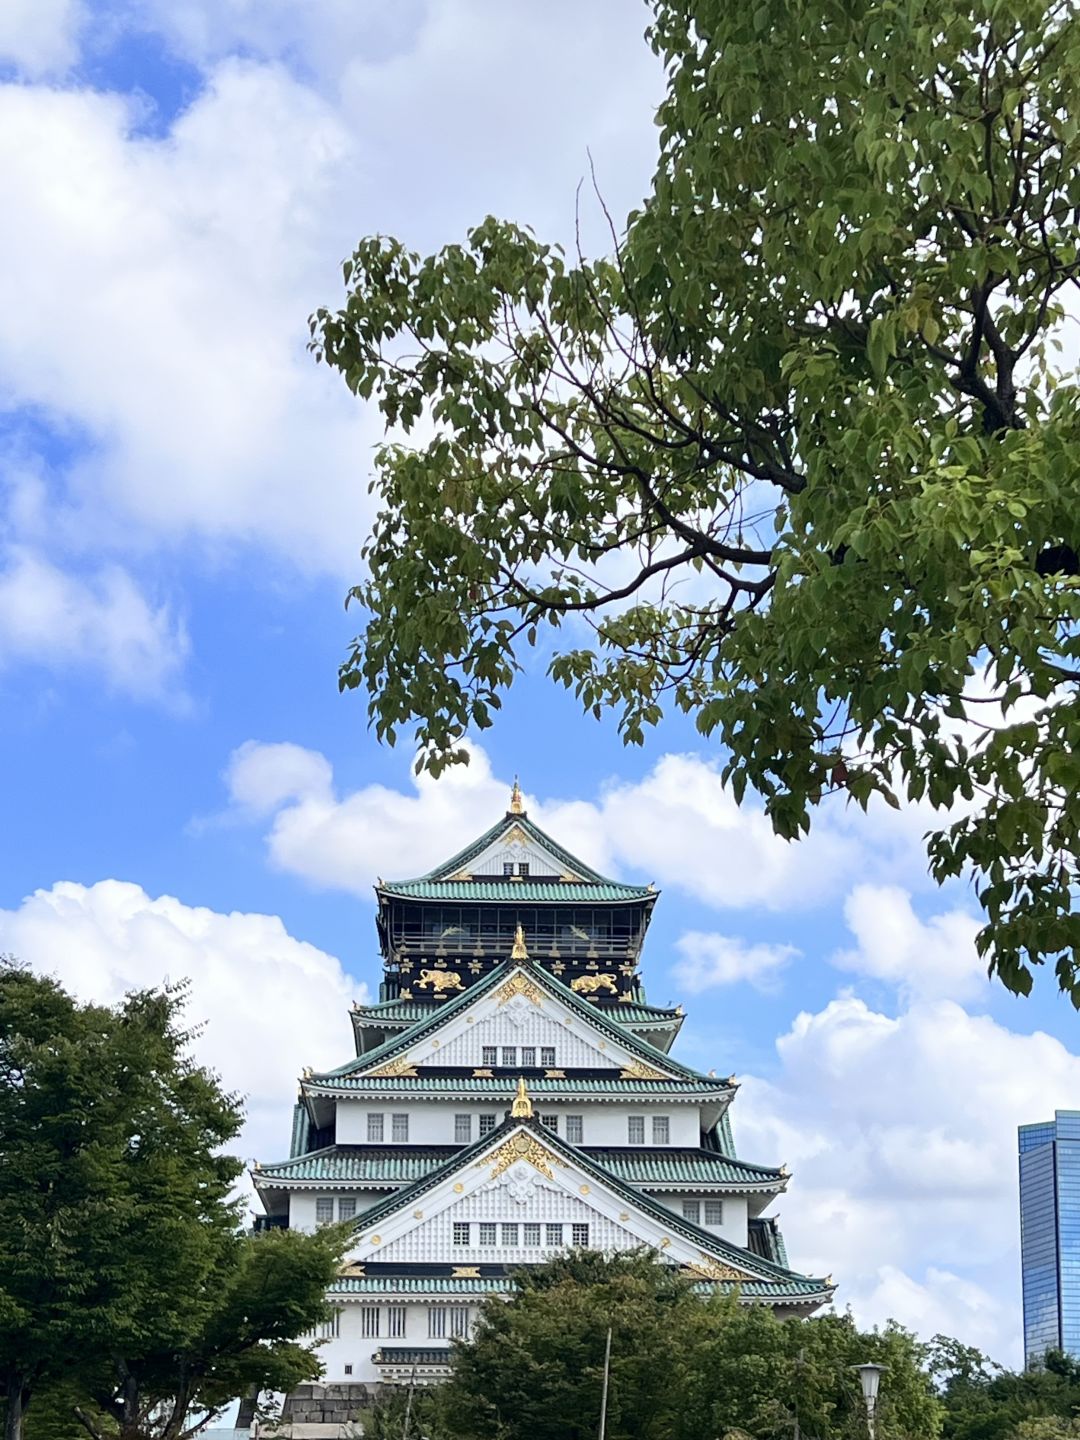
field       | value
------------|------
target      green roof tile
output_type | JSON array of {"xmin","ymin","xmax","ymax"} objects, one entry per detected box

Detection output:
[
  {"xmin": 327, "ymin": 1273, "xmax": 828, "ymax": 1300},
  {"xmin": 306, "ymin": 1074, "xmax": 730, "ymax": 1097},
  {"xmin": 255, "ymin": 1144, "xmax": 784, "ymax": 1190},
  {"xmin": 379, "ymin": 879, "xmax": 650, "ymax": 903}
]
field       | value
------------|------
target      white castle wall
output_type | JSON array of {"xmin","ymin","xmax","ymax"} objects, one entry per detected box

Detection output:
[{"xmin": 334, "ymin": 1097, "xmax": 702, "ymax": 1148}]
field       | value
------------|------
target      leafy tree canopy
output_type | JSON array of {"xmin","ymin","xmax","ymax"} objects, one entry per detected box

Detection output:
[
  {"xmin": 312, "ymin": 0, "xmax": 1080, "ymax": 1000},
  {"xmin": 0, "ymin": 960, "xmax": 348, "ymax": 1440},
  {"xmin": 933, "ymin": 1338, "xmax": 1080, "ymax": 1440},
  {"xmin": 366, "ymin": 1251, "xmax": 940, "ymax": 1440}
]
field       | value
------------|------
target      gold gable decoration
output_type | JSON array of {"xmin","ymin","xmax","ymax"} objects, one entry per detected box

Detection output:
[
  {"xmin": 366, "ymin": 1055, "xmax": 418, "ymax": 1078},
  {"xmin": 416, "ymin": 969, "xmax": 463, "ymax": 994},
  {"xmin": 686, "ymin": 1254, "xmax": 753, "ymax": 1282},
  {"xmin": 481, "ymin": 1129, "xmax": 561, "ymax": 1182},
  {"xmin": 571, "ymin": 973, "xmax": 617, "ymax": 997},
  {"xmin": 511, "ymin": 1077, "xmax": 533, "ymax": 1118},
  {"xmin": 620, "ymin": 1060, "xmax": 668, "ymax": 1081},
  {"xmin": 510, "ymin": 924, "xmax": 529, "ymax": 961},
  {"xmin": 496, "ymin": 970, "xmax": 543, "ymax": 1005}
]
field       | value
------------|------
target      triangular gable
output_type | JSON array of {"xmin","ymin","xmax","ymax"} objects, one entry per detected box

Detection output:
[
  {"xmin": 345, "ymin": 1117, "xmax": 822, "ymax": 1291},
  {"xmin": 409, "ymin": 813, "xmax": 611, "ymax": 885},
  {"xmin": 319, "ymin": 963, "xmax": 720, "ymax": 1086}
]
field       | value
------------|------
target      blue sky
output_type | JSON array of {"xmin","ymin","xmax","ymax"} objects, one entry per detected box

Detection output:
[{"xmin": 1, "ymin": 0, "xmax": 1077, "ymax": 1368}]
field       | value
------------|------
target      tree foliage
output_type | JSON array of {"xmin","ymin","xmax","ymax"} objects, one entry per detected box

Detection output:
[
  {"xmin": 0, "ymin": 960, "xmax": 347, "ymax": 1440},
  {"xmin": 933, "ymin": 1338, "xmax": 1080, "ymax": 1440},
  {"xmin": 380, "ymin": 1251, "xmax": 940, "ymax": 1440},
  {"xmin": 312, "ymin": 0, "xmax": 1080, "ymax": 1000}
]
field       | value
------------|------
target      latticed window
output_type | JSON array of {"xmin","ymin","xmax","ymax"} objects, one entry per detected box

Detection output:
[
  {"xmin": 478, "ymin": 1112, "xmax": 497, "ymax": 1135},
  {"xmin": 503, "ymin": 862, "xmax": 514, "ymax": 876},
  {"xmin": 367, "ymin": 1112, "xmax": 383, "ymax": 1142},
  {"xmin": 454, "ymin": 1113, "xmax": 472, "ymax": 1143},
  {"xmin": 501, "ymin": 1223, "xmax": 519, "ymax": 1246},
  {"xmin": 387, "ymin": 1306, "xmax": 406, "ymax": 1338},
  {"xmin": 337, "ymin": 1197, "xmax": 356, "ymax": 1221},
  {"xmin": 360, "ymin": 1306, "xmax": 380, "ymax": 1338},
  {"xmin": 540, "ymin": 1113, "xmax": 558, "ymax": 1133},
  {"xmin": 565, "ymin": 1115, "xmax": 583, "ymax": 1143},
  {"xmin": 501, "ymin": 1047, "xmax": 517, "ymax": 1066},
  {"xmin": 523, "ymin": 1223, "xmax": 541, "ymax": 1246},
  {"xmin": 627, "ymin": 1116, "xmax": 645, "ymax": 1144},
  {"xmin": 453, "ymin": 1222, "xmax": 470, "ymax": 1246},
  {"xmin": 479, "ymin": 1223, "xmax": 496, "ymax": 1246},
  {"xmin": 704, "ymin": 1200, "xmax": 724, "ymax": 1225},
  {"xmin": 540, "ymin": 1047, "xmax": 556, "ymax": 1066},
  {"xmin": 482, "ymin": 1047, "xmax": 497, "ymax": 1065},
  {"xmin": 315, "ymin": 1197, "xmax": 334, "ymax": 1226},
  {"xmin": 450, "ymin": 1308, "xmax": 470, "ymax": 1338},
  {"xmin": 652, "ymin": 1115, "xmax": 670, "ymax": 1145},
  {"xmin": 546, "ymin": 1223, "xmax": 562, "ymax": 1245},
  {"xmin": 572, "ymin": 1224, "xmax": 589, "ymax": 1246},
  {"xmin": 682, "ymin": 1199, "xmax": 701, "ymax": 1223},
  {"xmin": 392, "ymin": 1113, "xmax": 409, "ymax": 1142},
  {"xmin": 520, "ymin": 1046, "xmax": 536, "ymax": 1066},
  {"xmin": 429, "ymin": 1307, "xmax": 447, "ymax": 1338},
  {"xmin": 517, "ymin": 863, "xmax": 530, "ymax": 877},
  {"xmin": 319, "ymin": 1310, "xmax": 340, "ymax": 1339}
]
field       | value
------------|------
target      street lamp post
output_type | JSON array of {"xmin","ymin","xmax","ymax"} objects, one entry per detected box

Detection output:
[{"xmin": 851, "ymin": 1363, "xmax": 886, "ymax": 1440}]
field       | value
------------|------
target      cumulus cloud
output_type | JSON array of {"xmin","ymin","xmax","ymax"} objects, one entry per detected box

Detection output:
[
  {"xmin": 673, "ymin": 931, "xmax": 797, "ymax": 992},
  {"xmin": 733, "ymin": 991, "xmax": 1080, "ymax": 1364},
  {"xmin": 0, "ymin": 880, "xmax": 368, "ymax": 1166},
  {"xmin": 0, "ymin": 546, "xmax": 189, "ymax": 701},
  {"xmin": 220, "ymin": 741, "xmax": 939, "ymax": 913},
  {"xmin": 0, "ymin": 0, "xmax": 83, "ymax": 76},
  {"xmin": 833, "ymin": 883, "xmax": 988, "ymax": 1002}
]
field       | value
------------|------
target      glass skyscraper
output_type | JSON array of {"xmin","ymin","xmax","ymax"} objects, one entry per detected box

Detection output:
[{"xmin": 1019, "ymin": 1110, "xmax": 1080, "ymax": 1366}]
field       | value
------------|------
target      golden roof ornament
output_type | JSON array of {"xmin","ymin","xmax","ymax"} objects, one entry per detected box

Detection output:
[
  {"xmin": 509, "ymin": 777, "xmax": 524, "ymax": 814},
  {"xmin": 511, "ymin": 1076, "xmax": 533, "ymax": 1119},
  {"xmin": 511, "ymin": 923, "xmax": 529, "ymax": 961}
]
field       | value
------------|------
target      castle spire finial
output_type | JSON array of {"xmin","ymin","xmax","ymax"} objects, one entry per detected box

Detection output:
[
  {"xmin": 509, "ymin": 776, "xmax": 524, "ymax": 814},
  {"xmin": 511, "ymin": 924, "xmax": 529, "ymax": 961},
  {"xmin": 511, "ymin": 1076, "xmax": 533, "ymax": 1119}
]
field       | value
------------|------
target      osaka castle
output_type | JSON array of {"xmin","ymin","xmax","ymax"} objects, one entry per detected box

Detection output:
[{"xmin": 252, "ymin": 782, "xmax": 833, "ymax": 1392}]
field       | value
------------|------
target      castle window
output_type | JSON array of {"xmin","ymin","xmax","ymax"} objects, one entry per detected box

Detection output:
[
  {"xmin": 682, "ymin": 1200, "xmax": 701, "ymax": 1224},
  {"xmin": 360, "ymin": 1306, "xmax": 380, "ymax": 1338},
  {"xmin": 319, "ymin": 1310, "xmax": 340, "ymax": 1339},
  {"xmin": 479, "ymin": 1223, "xmax": 496, "ymax": 1246},
  {"xmin": 429, "ymin": 1307, "xmax": 447, "ymax": 1338},
  {"xmin": 545, "ymin": 1223, "xmax": 562, "ymax": 1245},
  {"xmin": 540, "ymin": 1047, "xmax": 556, "ymax": 1067},
  {"xmin": 503, "ymin": 862, "xmax": 514, "ymax": 876},
  {"xmin": 627, "ymin": 1116, "xmax": 645, "ymax": 1145},
  {"xmin": 517, "ymin": 863, "xmax": 530, "ymax": 877},
  {"xmin": 315, "ymin": 1197, "xmax": 334, "ymax": 1226},
  {"xmin": 705, "ymin": 1200, "xmax": 724, "ymax": 1225},
  {"xmin": 482, "ymin": 1047, "xmax": 497, "ymax": 1066},
  {"xmin": 454, "ymin": 1114, "xmax": 472, "ymax": 1143},
  {"xmin": 652, "ymin": 1116, "xmax": 670, "ymax": 1145},
  {"xmin": 387, "ymin": 1306, "xmax": 406, "ymax": 1338},
  {"xmin": 501, "ymin": 1223, "xmax": 519, "ymax": 1246},
  {"xmin": 520, "ymin": 1046, "xmax": 536, "ymax": 1067},
  {"xmin": 453, "ymin": 1223, "xmax": 470, "ymax": 1246},
  {"xmin": 523, "ymin": 1223, "xmax": 541, "ymax": 1246},
  {"xmin": 566, "ymin": 1115, "xmax": 583, "ymax": 1143},
  {"xmin": 451, "ymin": 1308, "xmax": 470, "ymax": 1338},
  {"xmin": 501, "ymin": 1047, "xmax": 517, "ymax": 1066},
  {"xmin": 572, "ymin": 1224, "xmax": 590, "ymax": 1247},
  {"xmin": 367, "ymin": 1113, "xmax": 384, "ymax": 1143},
  {"xmin": 392, "ymin": 1113, "xmax": 409, "ymax": 1142},
  {"xmin": 478, "ymin": 1112, "xmax": 497, "ymax": 1136},
  {"xmin": 338, "ymin": 1197, "xmax": 356, "ymax": 1221},
  {"xmin": 540, "ymin": 1113, "xmax": 558, "ymax": 1134}
]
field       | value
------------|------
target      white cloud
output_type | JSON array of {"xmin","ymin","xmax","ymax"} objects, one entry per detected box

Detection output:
[
  {"xmin": 673, "ymin": 931, "xmax": 797, "ymax": 992},
  {"xmin": 0, "ymin": 546, "xmax": 189, "ymax": 701},
  {"xmin": 833, "ymin": 883, "xmax": 988, "ymax": 1002},
  {"xmin": 0, "ymin": 879, "xmax": 368, "ymax": 1168},
  {"xmin": 221, "ymin": 742, "xmax": 939, "ymax": 913},
  {"xmin": 0, "ymin": 0, "xmax": 83, "ymax": 76},
  {"xmin": 732, "ymin": 990, "xmax": 1080, "ymax": 1364}
]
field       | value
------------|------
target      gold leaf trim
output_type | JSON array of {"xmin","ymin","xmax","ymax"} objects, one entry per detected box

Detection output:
[
  {"xmin": 496, "ymin": 971, "xmax": 543, "ymax": 1006},
  {"xmin": 620, "ymin": 1060, "xmax": 668, "ymax": 1080},
  {"xmin": 480, "ymin": 1130, "xmax": 562, "ymax": 1181},
  {"xmin": 571, "ymin": 973, "xmax": 617, "ymax": 996},
  {"xmin": 366, "ymin": 1055, "xmax": 418, "ymax": 1078},
  {"xmin": 686, "ymin": 1253, "xmax": 752, "ymax": 1282}
]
